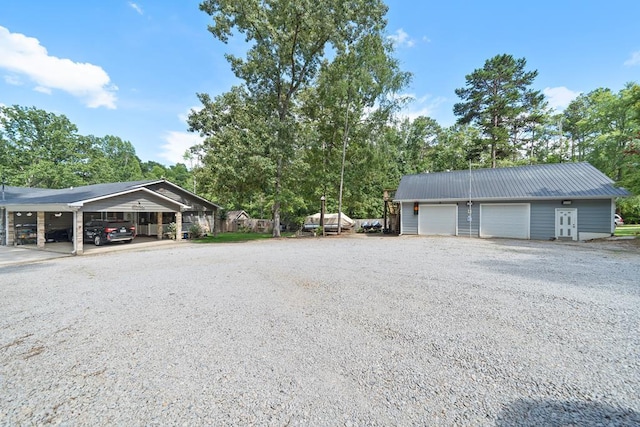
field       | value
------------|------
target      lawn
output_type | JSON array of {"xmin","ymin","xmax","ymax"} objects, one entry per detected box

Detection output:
[
  {"xmin": 615, "ymin": 224, "xmax": 640, "ymax": 237},
  {"xmin": 195, "ymin": 232, "xmax": 294, "ymax": 243}
]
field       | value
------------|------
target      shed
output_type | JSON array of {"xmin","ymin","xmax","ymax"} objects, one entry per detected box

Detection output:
[
  {"xmin": 394, "ymin": 162, "xmax": 629, "ymax": 241},
  {"xmin": 225, "ymin": 210, "xmax": 251, "ymax": 232}
]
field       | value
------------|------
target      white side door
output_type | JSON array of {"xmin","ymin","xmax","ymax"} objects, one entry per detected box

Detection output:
[{"xmin": 555, "ymin": 208, "xmax": 577, "ymax": 241}]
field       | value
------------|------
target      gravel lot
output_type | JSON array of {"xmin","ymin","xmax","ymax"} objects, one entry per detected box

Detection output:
[{"xmin": 1, "ymin": 235, "xmax": 639, "ymax": 426}]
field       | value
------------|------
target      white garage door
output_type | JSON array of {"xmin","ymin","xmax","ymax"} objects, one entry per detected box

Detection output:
[
  {"xmin": 480, "ymin": 204, "xmax": 530, "ymax": 239},
  {"xmin": 418, "ymin": 205, "xmax": 457, "ymax": 235}
]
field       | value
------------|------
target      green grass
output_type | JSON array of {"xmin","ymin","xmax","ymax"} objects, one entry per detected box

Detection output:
[
  {"xmin": 614, "ymin": 224, "xmax": 640, "ymax": 237},
  {"xmin": 194, "ymin": 232, "xmax": 294, "ymax": 243}
]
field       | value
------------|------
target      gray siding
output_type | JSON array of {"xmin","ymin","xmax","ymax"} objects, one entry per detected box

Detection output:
[
  {"xmin": 402, "ymin": 198, "xmax": 615, "ymax": 240},
  {"xmin": 530, "ymin": 201, "xmax": 559, "ymax": 240},
  {"xmin": 574, "ymin": 199, "xmax": 614, "ymax": 233},
  {"xmin": 530, "ymin": 199, "xmax": 614, "ymax": 239},
  {"xmin": 456, "ymin": 202, "xmax": 480, "ymax": 237},
  {"xmin": 401, "ymin": 202, "xmax": 418, "ymax": 234},
  {"xmin": 82, "ymin": 192, "xmax": 178, "ymax": 212},
  {"xmin": 146, "ymin": 183, "xmax": 216, "ymax": 212}
]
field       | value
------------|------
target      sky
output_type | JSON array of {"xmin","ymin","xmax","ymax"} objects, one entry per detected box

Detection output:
[{"xmin": 1, "ymin": 1, "xmax": 639, "ymax": 166}]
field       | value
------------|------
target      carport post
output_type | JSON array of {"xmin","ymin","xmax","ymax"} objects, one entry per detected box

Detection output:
[
  {"xmin": 176, "ymin": 211, "xmax": 183, "ymax": 241},
  {"xmin": 73, "ymin": 210, "xmax": 83, "ymax": 255},
  {"xmin": 37, "ymin": 211, "xmax": 45, "ymax": 248},
  {"xmin": 157, "ymin": 213, "xmax": 162, "ymax": 240}
]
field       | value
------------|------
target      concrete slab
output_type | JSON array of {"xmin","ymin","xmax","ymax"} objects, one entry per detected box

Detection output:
[
  {"xmin": 0, "ymin": 237, "xmax": 187, "ymax": 267},
  {"xmin": 0, "ymin": 245, "xmax": 70, "ymax": 268}
]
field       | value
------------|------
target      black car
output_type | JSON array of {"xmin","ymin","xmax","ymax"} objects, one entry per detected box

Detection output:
[
  {"xmin": 45, "ymin": 228, "xmax": 72, "ymax": 242},
  {"xmin": 84, "ymin": 220, "xmax": 136, "ymax": 246}
]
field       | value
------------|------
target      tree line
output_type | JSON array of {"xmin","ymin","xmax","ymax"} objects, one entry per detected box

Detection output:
[{"xmin": 0, "ymin": 105, "xmax": 195, "ymax": 191}]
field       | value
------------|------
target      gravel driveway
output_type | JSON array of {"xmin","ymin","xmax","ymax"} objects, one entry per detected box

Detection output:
[{"xmin": 1, "ymin": 236, "xmax": 639, "ymax": 426}]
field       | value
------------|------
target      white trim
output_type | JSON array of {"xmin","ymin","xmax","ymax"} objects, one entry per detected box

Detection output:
[
  {"xmin": 394, "ymin": 196, "xmax": 619, "ymax": 203},
  {"xmin": 68, "ymin": 187, "xmax": 189, "ymax": 209},
  {"xmin": 480, "ymin": 203, "xmax": 530, "ymax": 239},
  {"xmin": 134, "ymin": 179, "xmax": 221, "ymax": 209}
]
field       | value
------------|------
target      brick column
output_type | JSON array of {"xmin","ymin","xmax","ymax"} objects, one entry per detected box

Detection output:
[
  {"xmin": 37, "ymin": 211, "xmax": 45, "ymax": 248},
  {"xmin": 7, "ymin": 211, "xmax": 15, "ymax": 246},
  {"xmin": 74, "ymin": 211, "xmax": 84, "ymax": 255},
  {"xmin": 176, "ymin": 211, "xmax": 183, "ymax": 241},
  {"xmin": 157, "ymin": 212, "xmax": 163, "ymax": 239}
]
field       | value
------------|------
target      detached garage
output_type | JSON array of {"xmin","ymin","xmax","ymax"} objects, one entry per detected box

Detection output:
[{"xmin": 394, "ymin": 162, "xmax": 629, "ymax": 241}]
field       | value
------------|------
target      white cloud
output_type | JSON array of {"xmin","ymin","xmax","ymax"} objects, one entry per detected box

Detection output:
[
  {"xmin": 158, "ymin": 131, "xmax": 202, "ymax": 165},
  {"xmin": 543, "ymin": 86, "xmax": 581, "ymax": 111},
  {"xmin": 397, "ymin": 93, "xmax": 447, "ymax": 121},
  {"xmin": 3, "ymin": 74, "xmax": 22, "ymax": 85},
  {"xmin": 0, "ymin": 26, "xmax": 117, "ymax": 109},
  {"xmin": 177, "ymin": 106, "xmax": 201, "ymax": 123},
  {"xmin": 624, "ymin": 50, "xmax": 640, "ymax": 66},
  {"xmin": 129, "ymin": 2, "xmax": 144, "ymax": 15},
  {"xmin": 158, "ymin": 108, "xmax": 204, "ymax": 165},
  {"xmin": 388, "ymin": 29, "xmax": 415, "ymax": 48}
]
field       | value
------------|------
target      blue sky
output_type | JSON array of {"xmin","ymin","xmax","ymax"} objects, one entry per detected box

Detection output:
[{"xmin": 1, "ymin": 1, "xmax": 639, "ymax": 166}]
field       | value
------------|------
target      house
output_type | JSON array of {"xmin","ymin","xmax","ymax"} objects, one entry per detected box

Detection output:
[
  {"xmin": 0, "ymin": 180, "xmax": 220, "ymax": 254},
  {"xmin": 394, "ymin": 162, "xmax": 629, "ymax": 241}
]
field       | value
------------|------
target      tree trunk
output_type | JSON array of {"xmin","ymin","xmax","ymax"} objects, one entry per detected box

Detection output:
[{"xmin": 272, "ymin": 158, "xmax": 282, "ymax": 237}]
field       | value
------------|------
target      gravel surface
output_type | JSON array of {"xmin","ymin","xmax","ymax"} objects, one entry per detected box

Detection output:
[{"xmin": 1, "ymin": 235, "xmax": 639, "ymax": 426}]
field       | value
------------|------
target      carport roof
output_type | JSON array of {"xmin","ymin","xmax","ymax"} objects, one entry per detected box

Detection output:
[
  {"xmin": 0, "ymin": 180, "xmax": 220, "ymax": 209},
  {"xmin": 394, "ymin": 162, "xmax": 630, "ymax": 202}
]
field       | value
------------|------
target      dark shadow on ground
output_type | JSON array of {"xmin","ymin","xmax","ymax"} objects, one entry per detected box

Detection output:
[{"xmin": 496, "ymin": 399, "xmax": 640, "ymax": 427}]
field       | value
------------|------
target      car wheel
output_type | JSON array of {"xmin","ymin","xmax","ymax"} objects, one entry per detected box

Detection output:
[{"xmin": 94, "ymin": 235, "xmax": 102, "ymax": 246}]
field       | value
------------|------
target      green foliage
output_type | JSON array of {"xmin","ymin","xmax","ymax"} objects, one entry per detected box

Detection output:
[
  {"xmin": 195, "ymin": 0, "xmax": 405, "ymax": 234},
  {"xmin": 189, "ymin": 223, "xmax": 204, "ymax": 238},
  {"xmin": 618, "ymin": 196, "xmax": 640, "ymax": 224},
  {"xmin": 563, "ymin": 83, "xmax": 640, "ymax": 194},
  {"xmin": 166, "ymin": 222, "xmax": 177, "ymax": 239},
  {"xmin": 0, "ymin": 105, "xmax": 89, "ymax": 187},
  {"xmin": 454, "ymin": 54, "xmax": 547, "ymax": 167}
]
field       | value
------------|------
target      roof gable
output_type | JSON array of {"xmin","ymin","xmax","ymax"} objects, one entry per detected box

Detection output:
[{"xmin": 394, "ymin": 162, "xmax": 630, "ymax": 201}]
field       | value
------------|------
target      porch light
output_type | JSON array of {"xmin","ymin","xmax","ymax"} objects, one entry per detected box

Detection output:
[
  {"xmin": 26, "ymin": 212, "xmax": 33, "ymax": 216},
  {"xmin": 54, "ymin": 212, "xmax": 63, "ymax": 217},
  {"xmin": 16, "ymin": 212, "xmax": 22, "ymax": 216}
]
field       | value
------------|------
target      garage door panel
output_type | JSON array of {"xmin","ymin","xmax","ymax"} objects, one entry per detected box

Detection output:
[
  {"xmin": 419, "ymin": 205, "xmax": 457, "ymax": 235},
  {"xmin": 480, "ymin": 204, "xmax": 529, "ymax": 239}
]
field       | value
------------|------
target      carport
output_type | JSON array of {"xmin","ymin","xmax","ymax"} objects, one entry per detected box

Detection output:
[{"xmin": 1, "ymin": 180, "xmax": 218, "ymax": 255}]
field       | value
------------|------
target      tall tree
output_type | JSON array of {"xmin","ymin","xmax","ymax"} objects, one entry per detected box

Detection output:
[
  {"xmin": 454, "ymin": 54, "xmax": 545, "ymax": 167},
  {"xmin": 0, "ymin": 105, "xmax": 90, "ymax": 188},
  {"xmin": 197, "ymin": 0, "xmax": 394, "ymax": 236}
]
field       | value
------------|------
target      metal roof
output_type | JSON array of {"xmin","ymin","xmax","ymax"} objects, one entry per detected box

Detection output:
[
  {"xmin": 394, "ymin": 162, "xmax": 630, "ymax": 202},
  {"xmin": 0, "ymin": 180, "xmax": 221, "ymax": 209}
]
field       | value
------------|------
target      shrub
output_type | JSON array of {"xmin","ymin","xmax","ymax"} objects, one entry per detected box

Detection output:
[
  {"xmin": 189, "ymin": 223, "xmax": 203, "ymax": 238},
  {"xmin": 166, "ymin": 222, "xmax": 177, "ymax": 239}
]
